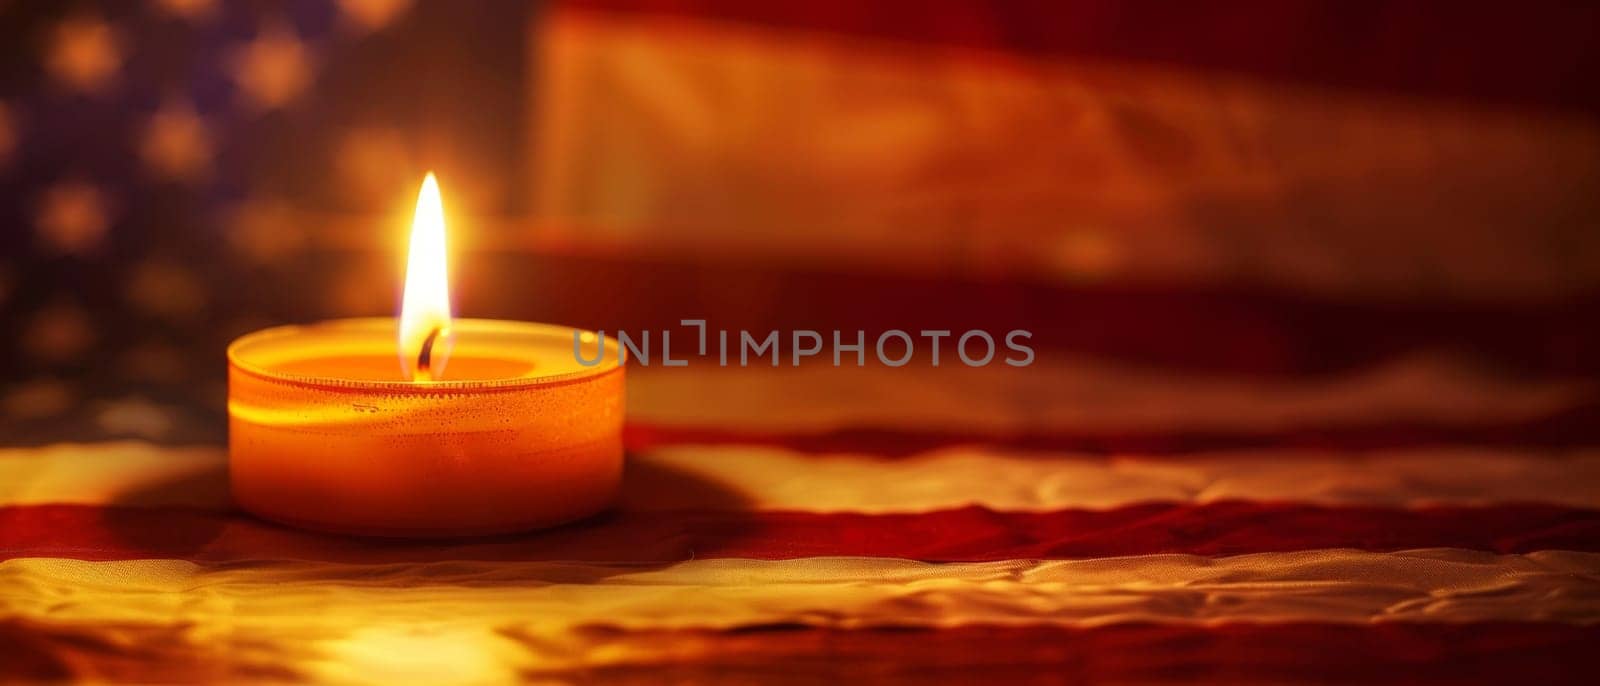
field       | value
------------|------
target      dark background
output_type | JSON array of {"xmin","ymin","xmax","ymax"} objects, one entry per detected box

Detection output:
[{"xmin": 2, "ymin": 0, "xmax": 1597, "ymax": 444}]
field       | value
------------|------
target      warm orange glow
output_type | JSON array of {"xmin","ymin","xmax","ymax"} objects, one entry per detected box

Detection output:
[{"xmin": 399, "ymin": 172, "xmax": 452, "ymax": 381}]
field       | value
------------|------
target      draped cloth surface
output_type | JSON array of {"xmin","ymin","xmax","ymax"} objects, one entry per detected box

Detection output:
[{"xmin": 4, "ymin": 357, "xmax": 1599, "ymax": 683}]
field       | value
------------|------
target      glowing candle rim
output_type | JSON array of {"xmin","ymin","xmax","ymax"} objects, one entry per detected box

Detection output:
[{"xmin": 228, "ymin": 317, "xmax": 624, "ymax": 394}]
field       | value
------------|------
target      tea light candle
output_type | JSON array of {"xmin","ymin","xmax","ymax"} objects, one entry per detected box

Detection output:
[{"xmin": 227, "ymin": 175, "xmax": 624, "ymax": 537}]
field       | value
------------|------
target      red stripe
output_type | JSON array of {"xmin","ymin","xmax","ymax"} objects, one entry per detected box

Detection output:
[
  {"xmin": 518, "ymin": 622, "xmax": 1600, "ymax": 685},
  {"xmin": 625, "ymin": 401, "xmax": 1600, "ymax": 457},
  {"xmin": 3, "ymin": 502, "xmax": 1595, "ymax": 563},
  {"xmin": 467, "ymin": 253, "xmax": 1600, "ymax": 378},
  {"xmin": 565, "ymin": 0, "xmax": 1600, "ymax": 114},
  {"xmin": 5, "ymin": 618, "xmax": 1594, "ymax": 684},
  {"xmin": 37, "ymin": 251, "xmax": 1596, "ymax": 413}
]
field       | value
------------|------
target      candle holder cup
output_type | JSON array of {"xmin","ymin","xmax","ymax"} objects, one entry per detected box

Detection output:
[{"xmin": 227, "ymin": 318, "xmax": 625, "ymax": 538}]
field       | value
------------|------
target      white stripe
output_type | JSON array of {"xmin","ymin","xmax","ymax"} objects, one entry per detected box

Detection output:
[
  {"xmin": 627, "ymin": 444, "xmax": 1600, "ymax": 512},
  {"xmin": 0, "ymin": 442, "xmax": 228, "ymax": 508},
  {"xmin": 15, "ymin": 550, "xmax": 1595, "ymax": 680},
  {"xmin": 4, "ymin": 550, "xmax": 1598, "ymax": 630}
]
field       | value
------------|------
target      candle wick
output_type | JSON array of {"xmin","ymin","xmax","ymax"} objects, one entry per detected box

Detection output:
[{"xmin": 416, "ymin": 326, "xmax": 443, "ymax": 382}]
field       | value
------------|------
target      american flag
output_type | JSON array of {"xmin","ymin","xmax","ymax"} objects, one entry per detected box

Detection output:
[{"xmin": 3, "ymin": 1, "xmax": 1600, "ymax": 682}]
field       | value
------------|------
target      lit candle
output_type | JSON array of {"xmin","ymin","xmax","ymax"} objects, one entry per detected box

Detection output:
[{"xmin": 227, "ymin": 174, "xmax": 624, "ymax": 537}]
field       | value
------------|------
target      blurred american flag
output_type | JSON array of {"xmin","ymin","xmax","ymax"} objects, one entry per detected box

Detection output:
[
  {"xmin": 2, "ymin": 0, "xmax": 1598, "ymax": 443},
  {"xmin": 0, "ymin": 0, "xmax": 533, "ymax": 442},
  {"xmin": 2, "ymin": 2, "xmax": 1599, "ymax": 682}
]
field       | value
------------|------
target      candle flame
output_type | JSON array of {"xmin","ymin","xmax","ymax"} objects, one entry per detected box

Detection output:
[{"xmin": 399, "ymin": 172, "xmax": 452, "ymax": 381}]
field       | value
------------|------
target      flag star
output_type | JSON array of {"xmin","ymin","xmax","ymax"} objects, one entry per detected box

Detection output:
[
  {"xmin": 338, "ymin": 0, "xmax": 413, "ymax": 32},
  {"xmin": 228, "ymin": 23, "xmax": 313, "ymax": 110},
  {"xmin": 127, "ymin": 259, "xmax": 207, "ymax": 320},
  {"xmin": 45, "ymin": 15, "xmax": 123, "ymax": 94},
  {"xmin": 97, "ymin": 396, "xmax": 175, "ymax": 439},
  {"xmin": 119, "ymin": 342, "xmax": 186, "ymax": 382},
  {"xmin": 141, "ymin": 100, "xmax": 212, "ymax": 181},
  {"xmin": 154, "ymin": 0, "xmax": 217, "ymax": 21},
  {"xmin": 35, "ymin": 181, "xmax": 111, "ymax": 255},
  {"xmin": 0, "ymin": 101, "xmax": 14, "ymax": 167},
  {"xmin": 2, "ymin": 378, "xmax": 76, "ymax": 420},
  {"xmin": 23, "ymin": 302, "xmax": 96, "ymax": 363},
  {"xmin": 229, "ymin": 195, "xmax": 307, "ymax": 263}
]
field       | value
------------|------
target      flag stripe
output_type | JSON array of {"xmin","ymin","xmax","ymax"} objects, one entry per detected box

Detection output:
[
  {"xmin": 625, "ymin": 405, "xmax": 1600, "ymax": 456},
  {"xmin": 515, "ymin": 622, "xmax": 1600, "ymax": 685},
  {"xmin": 4, "ymin": 551, "xmax": 1598, "ymax": 629},
  {"xmin": 626, "ymin": 445, "xmax": 1600, "ymax": 512},
  {"xmin": 387, "ymin": 251, "xmax": 1600, "ymax": 378},
  {"xmin": 4, "ymin": 617, "xmax": 1595, "ymax": 685},
  {"xmin": 10, "ymin": 442, "xmax": 1600, "ymax": 512},
  {"xmin": 562, "ymin": 1, "xmax": 1600, "ymax": 113},
  {"xmin": 531, "ymin": 10, "xmax": 1600, "ymax": 300},
  {"xmin": 4, "ymin": 503, "xmax": 1597, "ymax": 563},
  {"xmin": 0, "ymin": 443, "xmax": 228, "ymax": 509},
  {"xmin": 627, "ymin": 356, "xmax": 1592, "ymax": 438},
  {"xmin": 7, "ymin": 552, "xmax": 1596, "ymax": 680}
]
